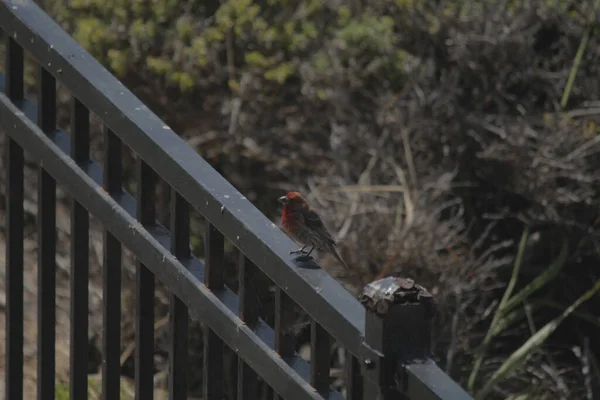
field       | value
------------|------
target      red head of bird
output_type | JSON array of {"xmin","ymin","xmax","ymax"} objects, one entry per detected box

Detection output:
[
  {"xmin": 278, "ymin": 191, "xmax": 309, "ymax": 228},
  {"xmin": 278, "ymin": 191, "xmax": 308, "ymax": 210}
]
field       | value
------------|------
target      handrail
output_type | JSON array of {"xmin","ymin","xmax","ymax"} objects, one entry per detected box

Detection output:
[
  {"xmin": 0, "ymin": 77, "xmax": 344, "ymax": 399},
  {"xmin": 0, "ymin": 0, "xmax": 366, "ymax": 356}
]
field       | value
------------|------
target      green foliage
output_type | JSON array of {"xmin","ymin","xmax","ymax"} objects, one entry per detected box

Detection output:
[
  {"xmin": 55, "ymin": 382, "xmax": 69, "ymax": 400},
  {"xmin": 55, "ymin": 377, "xmax": 135, "ymax": 399},
  {"xmin": 335, "ymin": 9, "xmax": 396, "ymax": 52},
  {"xmin": 147, "ymin": 56, "xmax": 171, "ymax": 76},
  {"xmin": 264, "ymin": 61, "xmax": 295, "ymax": 84},
  {"xmin": 73, "ymin": 17, "xmax": 113, "ymax": 55},
  {"xmin": 477, "ymin": 277, "xmax": 600, "ymax": 399},
  {"xmin": 245, "ymin": 51, "xmax": 272, "ymax": 68},
  {"xmin": 469, "ymin": 229, "xmax": 569, "ymax": 394},
  {"xmin": 171, "ymin": 71, "xmax": 195, "ymax": 92},
  {"xmin": 41, "ymin": 0, "xmax": 419, "ymax": 94},
  {"xmin": 107, "ymin": 49, "xmax": 129, "ymax": 76}
]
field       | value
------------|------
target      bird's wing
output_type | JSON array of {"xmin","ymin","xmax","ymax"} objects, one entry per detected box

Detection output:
[
  {"xmin": 304, "ymin": 209, "xmax": 336, "ymax": 245},
  {"xmin": 303, "ymin": 209, "xmax": 325, "ymax": 228}
]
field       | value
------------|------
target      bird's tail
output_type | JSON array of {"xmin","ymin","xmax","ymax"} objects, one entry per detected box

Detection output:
[{"xmin": 327, "ymin": 243, "xmax": 350, "ymax": 270}]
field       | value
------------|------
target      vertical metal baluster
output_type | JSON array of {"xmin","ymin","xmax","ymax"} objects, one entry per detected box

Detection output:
[
  {"xmin": 37, "ymin": 65, "xmax": 57, "ymax": 400},
  {"xmin": 5, "ymin": 36, "xmax": 24, "ymax": 101},
  {"xmin": 274, "ymin": 287, "xmax": 295, "ymax": 400},
  {"xmin": 203, "ymin": 224, "xmax": 225, "ymax": 399},
  {"xmin": 262, "ymin": 385, "xmax": 274, "ymax": 400},
  {"xmin": 5, "ymin": 36, "xmax": 25, "ymax": 400},
  {"xmin": 136, "ymin": 160, "xmax": 156, "ymax": 400},
  {"xmin": 102, "ymin": 128, "xmax": 122, "ymax": 399},
  {"xmin": 238, "ymin": 255, "xmax": 260, "ymax": 325},
  {"xmin": 237, "ymin": 255, "xmax": 260, "ymax": 400},
  {"xmin": 311, "ymin": 321, "xmax": 331, "ymax": 395},
  {"xmin": 70, "ymin": 97, "xmax": 89, "ymax": 400},
  {"xmin": 344, "ymin": 353, "xmax": 363, "ymax": 400},
  {"xmin": 168, "ymin": 191, "xmax": 190, "ymax": 400}
]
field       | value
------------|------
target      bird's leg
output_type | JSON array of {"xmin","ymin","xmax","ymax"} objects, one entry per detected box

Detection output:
[
  {"xmin": 290, "ymin": 244, "xmax": 307, "ymax": 255},
  {"xmin": 305, "ymin": 246, "xmax": 315, "ymax": 257}
]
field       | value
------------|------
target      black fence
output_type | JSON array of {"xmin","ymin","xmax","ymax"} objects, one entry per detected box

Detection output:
[{"xmin": 0, "ymin": 1, "xmax": 474, "ymax": 399}]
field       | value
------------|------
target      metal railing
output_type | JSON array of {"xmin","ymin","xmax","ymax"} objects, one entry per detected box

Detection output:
[{"xmin": 0, "ymin": 0, "xmax": 474, "ymax": 399}]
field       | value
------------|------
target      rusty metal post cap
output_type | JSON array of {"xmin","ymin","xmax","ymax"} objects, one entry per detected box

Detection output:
[{"xmin": 358, "ymin": 276, "xmax": 433, "ymax": 316}]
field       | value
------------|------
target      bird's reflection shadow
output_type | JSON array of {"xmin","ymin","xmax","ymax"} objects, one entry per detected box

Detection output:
[{"xmin": 291, "ymin": 254, "xmax": 320, "ymax": 269}]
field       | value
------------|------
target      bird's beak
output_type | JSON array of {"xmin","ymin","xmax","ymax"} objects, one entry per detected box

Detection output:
[{"xmin": 278, "ymin": 196, "xmax": 288, "ymax": 204}]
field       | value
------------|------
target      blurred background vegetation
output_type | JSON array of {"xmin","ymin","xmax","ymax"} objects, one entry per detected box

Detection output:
[{"xmin": 1, "ymin": 0, "xmax": 600, "ymax": 398}]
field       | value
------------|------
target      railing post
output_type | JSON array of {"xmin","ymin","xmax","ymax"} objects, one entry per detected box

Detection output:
[{"xmin": 359, "ymin": 277, "xmax": 434, "ymax": 399}]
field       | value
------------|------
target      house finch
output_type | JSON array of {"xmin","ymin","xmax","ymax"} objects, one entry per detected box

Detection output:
[{"xmin": 278, "ymin": 191, "xmax": 350, "ymax": 270}]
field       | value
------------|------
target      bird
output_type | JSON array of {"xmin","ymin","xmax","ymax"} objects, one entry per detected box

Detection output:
[{"xmin": 278, "ymin": 191, "xmax": 350, "ymax": 270}]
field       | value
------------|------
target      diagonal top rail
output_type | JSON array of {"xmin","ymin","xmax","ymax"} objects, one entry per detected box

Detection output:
[{"xmin": 0, "ymin": 0, "xmax": 365, "ymax": 355}]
